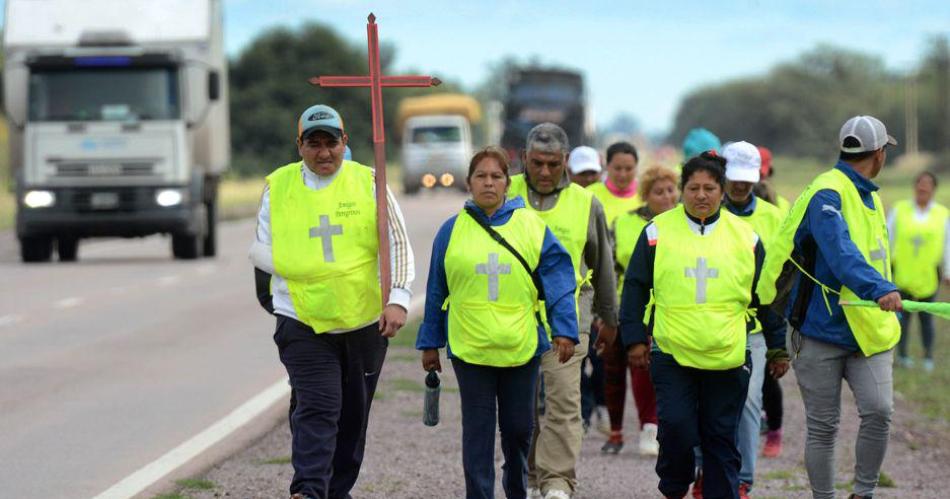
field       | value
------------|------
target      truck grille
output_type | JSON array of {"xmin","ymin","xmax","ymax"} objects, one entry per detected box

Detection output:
[
  {"xmin": 52, "ymin": 160, "xmax": 156, "ymax": 177},
  {"xmin": 72, "ymin": 188, "xmax": 141, "ymax": 212}
]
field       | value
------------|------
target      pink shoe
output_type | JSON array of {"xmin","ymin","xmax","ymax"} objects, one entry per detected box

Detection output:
[{"xmin": 762, "ymin": 429, "xmax": 783, "ymax": 458}]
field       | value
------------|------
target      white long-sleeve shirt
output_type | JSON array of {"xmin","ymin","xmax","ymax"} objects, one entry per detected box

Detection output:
[
  {"xmin": 886, "ymin": 200, "xmax": 950, "ymax": 278},
  {"xmin": 249, "ymin": 162, "xmax": 415, "ymax": 332}
]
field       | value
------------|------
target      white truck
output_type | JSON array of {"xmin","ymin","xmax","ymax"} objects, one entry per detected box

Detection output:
[
  {"xmin": 397, "ymin": 94, "xmax": 480, "ymax": 195},
  {"xmin": 3, "ymin": 0, "xmax": 230, "ymax": 262}
]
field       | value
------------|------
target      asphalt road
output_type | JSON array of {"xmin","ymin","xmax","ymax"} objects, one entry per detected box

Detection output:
[{"xmin": 0, "ymin": 188, "xmax": 466, "ymax": 498}]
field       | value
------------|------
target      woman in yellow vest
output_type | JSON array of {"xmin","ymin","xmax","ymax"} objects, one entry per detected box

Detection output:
[
  {"xmin": 600, "ymin": 165, "xmax": 679, "ymax": 457},
  {"xmin": 619, "ymin": 152, "xmax": 779, "ymax": 499},
  {"xmin": 888, "ymin": 171, "xmax": 949, "ymax": 372},
  {"xmin": 416, "ymin": 146, "xmax": 579, "ymax": 499},
  {"xmin": 587, "ymin": 141, "xmax": 643, "ymax": 225}
]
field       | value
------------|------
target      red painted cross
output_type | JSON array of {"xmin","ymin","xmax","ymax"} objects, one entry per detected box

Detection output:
[{"xmin": 309, "ymin": 13, "xmax": 440, "ymax": 308}]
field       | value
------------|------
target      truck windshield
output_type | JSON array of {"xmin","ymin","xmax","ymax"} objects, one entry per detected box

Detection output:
[
  {"xmin": 28, "ymin": 67, "xmax": 179, "ymax": 122},
  {"xmin": 510, "ymin": 82, "xmax": 581, "ymax": 103},
  {"xmin": 411, "ymin": 126, "xmax": 461, "ymax": 144}
]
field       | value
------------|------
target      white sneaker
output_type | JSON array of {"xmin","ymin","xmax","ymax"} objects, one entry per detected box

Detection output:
[
  {"xmin": 527, "ymin": 487, "xmax": 542, "ymax": 499},
  {"xmin": 639, "ymin": 423, "xmax": 659, "ymax": 456},
  {"xmin": 594, "ymin": 405, "xmax": 611, "ymax": 435},
  {"xmin": 543, "ymin": 490, "xmax": 571, "ymax": 499}
]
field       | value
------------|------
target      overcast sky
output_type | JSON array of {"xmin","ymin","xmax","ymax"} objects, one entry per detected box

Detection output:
[{"xmin": 4, "ymin": 1, "xmax": 948, "ymax": 134}]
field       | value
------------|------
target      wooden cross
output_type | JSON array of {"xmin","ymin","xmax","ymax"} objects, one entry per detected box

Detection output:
[{"xmin": 309, "ymin": 13, "xmax": 440, "ymax": 307}]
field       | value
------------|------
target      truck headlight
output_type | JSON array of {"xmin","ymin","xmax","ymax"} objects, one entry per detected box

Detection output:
[
  {"xmin": 155, "ymin": 189, "xmax": 184, "ymax": 207},
  {"xmin": 421, "ymin": 174, "xmax": 437, "ymax": 189},
  {"xmin": 24, "ymin": 190, "xmax": 56, "ymax": 208},
  {"xmin": 440, "ymin": 173, "xmax": 455, "ymax": 187}
]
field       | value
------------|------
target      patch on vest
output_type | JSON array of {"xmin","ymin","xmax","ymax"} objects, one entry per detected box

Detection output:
[
  {"xmin": 476, "ymin": 253, "xmax": 511, "ymax": 301},
  {"xmin": 310, "ymin": 214, "xmax": 343, "ymax": 263}
]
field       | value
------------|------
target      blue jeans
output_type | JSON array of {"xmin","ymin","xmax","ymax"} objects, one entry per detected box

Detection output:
[
  {"xmin": 737, "ymin": 333, "xmax": 767, "ymax": 487},
  {"xmin": 453, "ymin": 356, "xmax": 541, "ymax": 499},
  {"xmin": 651, "ymin": 350, "xmax": 751, "ymax": 499}
]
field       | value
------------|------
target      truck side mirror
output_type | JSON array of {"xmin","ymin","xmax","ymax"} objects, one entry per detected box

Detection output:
[{"xmin": 208, "ymin": 71, "xmax": 220, "ymax": 102}]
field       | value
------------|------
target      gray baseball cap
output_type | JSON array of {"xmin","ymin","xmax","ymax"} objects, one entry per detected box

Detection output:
[
  {"xmin": 298, "ymin": 104, "xmax": 344, "ymax": 140},
  {"xmin": 839, "ymin": 115, "xmax": 897, "ymax": 153}
]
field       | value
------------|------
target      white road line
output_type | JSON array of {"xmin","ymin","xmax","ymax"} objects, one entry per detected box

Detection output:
[
  {"xmin": 93, "ymin": 296, "xmax": 424, "ymax": 499},
  {"xmin": 0, "ymin": 314, "xmax": 21, "ymax": 328},
  {"xmin": 55, "ymin": 297, "xmax": 83, "ymax": 309},
  {"xmin": 92, "ymin": 377, "xmax": 291, "ymax": 499}
]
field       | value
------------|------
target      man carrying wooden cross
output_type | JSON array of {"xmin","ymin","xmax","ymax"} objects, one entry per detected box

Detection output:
[{"xmin": 249, "ymin": 104, "xmax": 414, "ymax": 499}]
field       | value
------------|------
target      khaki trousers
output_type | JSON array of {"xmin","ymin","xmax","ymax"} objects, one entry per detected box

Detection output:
[{"xmin": 528, "ymin": 332, "xmax": 589, "ymax": 495}]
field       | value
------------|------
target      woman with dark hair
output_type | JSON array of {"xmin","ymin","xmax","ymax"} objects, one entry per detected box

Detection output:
[
  {"xmin": 601, "ymin": 165, "xmax": 680, "ymax": 456},
  {"xmin": 619, "ymin": 152, "xmax": 786, "ymax": 499},
  {"xmin": 416, "ymin": 146, "xmax": 579, "ymax": 499},
  {"xmin": 888, "ymin": 171, "xmax": 949, "ymax": 372}
]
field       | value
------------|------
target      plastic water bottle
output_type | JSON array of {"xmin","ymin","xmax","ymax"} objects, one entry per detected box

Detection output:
[{"xmin": 423, "ymin": 369, "xmax": 440, "ymax": 426}]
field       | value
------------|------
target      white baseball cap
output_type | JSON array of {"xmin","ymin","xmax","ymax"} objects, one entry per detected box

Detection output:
[
  {"xmin": 839, "ymin": 115, "xmax": 897, "ymax": 153},
  {"xmin": 568, "ymin": 146, "xmax": 602, "ymax": 174},
  {"xmin": 722, "ymin": 141, "xmax": 761, "ymax": 183}
]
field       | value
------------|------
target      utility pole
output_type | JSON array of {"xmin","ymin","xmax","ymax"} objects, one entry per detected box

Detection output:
[{"xmin": 905, "ymin": 71, "xmax": 919, "ymax": 156}]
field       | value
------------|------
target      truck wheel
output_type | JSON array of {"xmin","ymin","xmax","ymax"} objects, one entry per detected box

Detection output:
[
  {"xmin": 57, "ymin": 237, "xmax": 79, "ymax": 262},
  {"xmin": 202, "ymin": 201, "xmax": 217, "ymax": 257},
  {"xmin": 21, "ymin": 236, "xmax": 53, "ymax": 263},
  {"xmin": 404, "ymin": 182, "xmax": 420, "ymax": 195},
  {"xmin": 172, "ymin": 233, "xmax": 201, "ymax": 260}
]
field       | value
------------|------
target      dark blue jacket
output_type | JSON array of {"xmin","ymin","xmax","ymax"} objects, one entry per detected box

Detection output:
[
  {"xmin": 415, "ymin": 196, "xmax": 579, "ymax": 357},
  {"xmin": 785, "ymin": 161, "xmax": 897, "ymax": 351}
]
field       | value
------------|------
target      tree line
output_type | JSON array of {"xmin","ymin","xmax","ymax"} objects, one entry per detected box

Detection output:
[{"xmin": 668, "ymin": 38, "xmax": 950, "ymax": 168}]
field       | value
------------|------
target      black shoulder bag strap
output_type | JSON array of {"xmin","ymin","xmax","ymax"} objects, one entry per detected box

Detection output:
[{"xmin": 464, "ymin": 206, "xmax": 546, "ymax": 301}]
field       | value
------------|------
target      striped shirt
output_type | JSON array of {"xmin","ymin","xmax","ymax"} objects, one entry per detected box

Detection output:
[{"xmin": 249, "ymin": 162, "xmax": 415, "ymax": 332}]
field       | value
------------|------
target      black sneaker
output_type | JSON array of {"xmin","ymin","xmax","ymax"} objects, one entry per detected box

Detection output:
[{"xmin": 601, "ymin": 438, "xmax": 623, "ymax": 454}]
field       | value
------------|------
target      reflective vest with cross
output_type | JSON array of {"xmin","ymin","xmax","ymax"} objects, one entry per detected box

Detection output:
[
  {"xmin": 268, "ymin": 160, "xmax": 382, "ymax": 333},
  {"xmin": 444, "ymin": 207, "xmax": 547, "ymax": 367},
  {"xmin": 757, "ymin": 168, "xmax": 900, "ymax": 356},
  {"xmin": 651, "ymin": 205, "xmax": 757, "ymax": 370},
  {"xmin": 891, "ymin": 199, "xmax": 949, "ymax": 299}
]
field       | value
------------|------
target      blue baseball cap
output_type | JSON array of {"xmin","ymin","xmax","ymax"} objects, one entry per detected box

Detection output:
[
  {"xmin": 682, "ymin": 127, "xmax": 721, "ymax": 160},
  {"xmin": 298, "ymin": 104, "xmax": 345, "ymax": 140}
]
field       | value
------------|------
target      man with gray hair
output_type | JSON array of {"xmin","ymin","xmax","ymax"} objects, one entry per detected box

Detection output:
[{"xmin": 509, "ymin": 123, "xmax": 618, "ymax": 499}]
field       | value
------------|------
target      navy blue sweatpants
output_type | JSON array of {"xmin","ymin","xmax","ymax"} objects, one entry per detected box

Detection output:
[
  {"xmin": 650, "ymin": 351, "xmax": 750, "ymax": 499},
  {"xmin": 452, "ymin": 356, "xmax": 541, "ymax": 499},
  {"xmin": 274, "ymin": 316, "xmax": 387, "ymax": 499}
]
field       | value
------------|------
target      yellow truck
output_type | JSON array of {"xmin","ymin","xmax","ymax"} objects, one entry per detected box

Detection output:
[{"xmin": 397, "ymin": 94, "xmax": 480, "ymax": 194}]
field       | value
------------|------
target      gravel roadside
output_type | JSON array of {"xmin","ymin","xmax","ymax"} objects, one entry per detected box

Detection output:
[{"xmin": 184, "ymin": 344, "xmax": 950, "ymax": 499}]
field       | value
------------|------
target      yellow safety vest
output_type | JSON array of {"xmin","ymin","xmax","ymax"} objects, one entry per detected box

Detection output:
[
  {"xmin": 444, "ymin": 207, "xmax": 547, "ymax": 367},
  {"xmin": 509, "ymin": 174, "xmax": 592, "ymax": 331},
  {"xmin": 775, "ymin": 195, "xmax": 791, "ymax": 216},
  {"xmin": 268, "ymin": 160, "xmax": 382, "ymax": 333},
  {"xmin": 587, "ymin": 182, "xmax": 642, "ymax": 227},
  {"xmin": 731, "ymin": 198, "xmax": 784, "ymax": 338},
  {"xmin": 758, "ymin": 168, "xmax": 900, "ymax": 356},
  {"xmin": 892, "ymin": 200, "xmax": 949, "ymax": 299},
  {"xmin": 509, "ymin": 174, "xmax": 592, "ymax": 287},
  {"xmin": 651, "ymin": 206, "xmax": 757, "ymax": 370},
  {"xmin": 613, "ymin": 209, "xmax": 650, "ymax": 296}
]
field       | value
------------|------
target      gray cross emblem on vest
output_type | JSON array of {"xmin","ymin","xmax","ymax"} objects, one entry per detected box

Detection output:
[
  {"xmin": 684, "ymin": 257, "xmax": 719, "ymax": 304},
  {"xmin": 476, "ymin": 253, "xmax": 511, "ymax": 301},
  {"xmin": 869, "ymin": 238, "xmax": 888, "ymax": 279},
  {"xmin": 309, "ymin": 215, "xmax": 343, "ymax": 263},
  {"xmin": 911, "ymin": 234, "xmax": 926, "ymax": 257}
]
